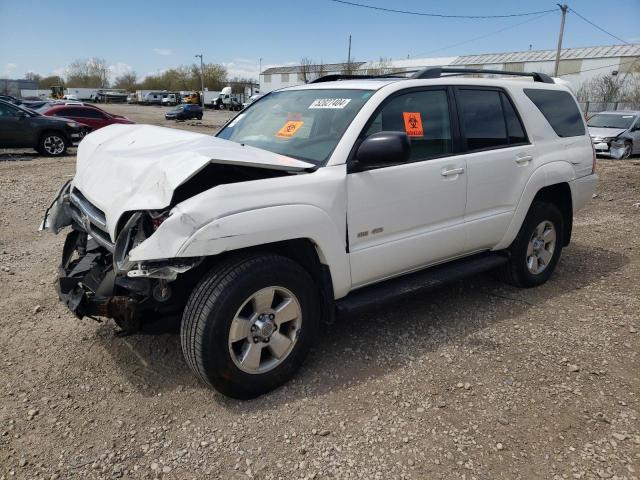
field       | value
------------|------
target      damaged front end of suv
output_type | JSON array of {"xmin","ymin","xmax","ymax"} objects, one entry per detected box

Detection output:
[
  {"xmin": 42, "ymin": 180, "xmax": 201, "ymax": 331},
  {"xmin": 41, "ymin": 123, "xmax": 318, "ymax": 333}
]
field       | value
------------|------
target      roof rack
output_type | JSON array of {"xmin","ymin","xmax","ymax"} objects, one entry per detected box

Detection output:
[
  {"xmin": 310, "ymin": 72, "xmax": 410, "ymax": 83},
  {"xmin": 411, "ymin": 67, "xmax": 554, "ymax": 83},
  {"xmin": 309, "ymin": 67, "xmax": 554, "ymax": 84}
]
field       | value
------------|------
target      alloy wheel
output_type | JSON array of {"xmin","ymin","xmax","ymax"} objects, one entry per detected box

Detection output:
[
  {"xmin": 526, "ymin": 221, "xmax": 556, "ymax": 274},
  {"xmin": 43, "ymin": 135, "xmax": 65, "ymax": 155},
  {"xmin": 228, "ymin": 286, "xmax": 302, "ymax": 374}
]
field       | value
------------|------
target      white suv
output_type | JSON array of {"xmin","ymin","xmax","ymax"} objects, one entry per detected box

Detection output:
[{"xmin": 42, "ymin": 67, "xmax": 598, "ymax": 398}]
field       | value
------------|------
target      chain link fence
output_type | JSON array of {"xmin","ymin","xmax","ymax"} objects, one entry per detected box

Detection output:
[{"xmin": 579, "ymin": 101, "xmax": 640, "ymax": 115}]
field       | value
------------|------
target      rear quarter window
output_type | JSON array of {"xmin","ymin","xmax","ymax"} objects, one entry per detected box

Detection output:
[{"xmin": 524, "ymin": 88, "xmax": 585, "ymax": 137}]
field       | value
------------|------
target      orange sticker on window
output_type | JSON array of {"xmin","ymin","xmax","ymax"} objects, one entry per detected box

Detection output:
[
  {"xmin": 403, "ymin": 112, "xmax": 424, "ymax": 137},
  {"xmin": 276, "ymin": 120, "xmax": 304, "ymax": 138}
]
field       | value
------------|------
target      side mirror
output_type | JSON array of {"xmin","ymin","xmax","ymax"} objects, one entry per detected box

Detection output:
[
  {"xmin": 15, "ymin": 111, "xmax": 28, "ymax": 119},
  {"xmin": 355, "ymin": 131, "xmax": 411, "ymax": 169}
]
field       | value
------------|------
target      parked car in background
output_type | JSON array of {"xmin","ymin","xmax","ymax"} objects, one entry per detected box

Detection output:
[
  {"xmin": 41, "ymin": 104, "xmax": 135, "ymax": 131},
  {"xmin": 161, "ymin": 93, "xmax": 180, "ymax": 106},
  {"xmin": 0, "ymin": 99, "xmax": 87, "ymax": 156},
  {"xmin": 587, "ymin": 111, "xmax": 640, "ymax": 159},
  {"xmin": 165, "ymin": 104, "xmax": 203, "ymax": 120},
  {"xmin": 0, "ymin": 95, "xmax": 22, "ymax": 105}
]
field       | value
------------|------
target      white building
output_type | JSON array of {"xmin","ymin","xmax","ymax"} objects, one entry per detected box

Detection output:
[{"xmin": 259, "ymin": 43, "xmax": 639, "ymax": 93}]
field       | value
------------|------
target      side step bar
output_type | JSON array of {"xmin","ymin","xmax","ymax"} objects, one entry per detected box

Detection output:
[{"xmin": 335, "ymin": 252, "xmax": 508, "ymax": 316}]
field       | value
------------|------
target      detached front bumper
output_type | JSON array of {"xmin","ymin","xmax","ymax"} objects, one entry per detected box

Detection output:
[
  {"xmin": 41, "ymin": 181, "xmax": 199, "ymax": 326},
  {"xmin": 56, "ymin": 230, "xmax": 142, "ymax": 322}
]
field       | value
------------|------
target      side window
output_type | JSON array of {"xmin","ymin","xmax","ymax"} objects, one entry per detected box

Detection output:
[
  {"xmin": 500, "ymin": 92, "xmax": 527, "ymax": 144},
  {"xmin": 0, "ymin": 103, "xmax": 17, "ymax": 117},
  {"xmin": 79, "ymin": 108, "xmax": 102, "ymax": 118},
  {"xmin": 366, "ymin": 89, "xmax": 452, "ymax": 161},
  {"xmin": 457, "ymin": 89, "xmax": 508, "ymax": 151},
  {"xmin": 524, "ymin": 88, "xmax": 585, "ymax": 137},
  {"xmin": 54, "ymin": 108, "xmax": 74, "ymax": 117}
]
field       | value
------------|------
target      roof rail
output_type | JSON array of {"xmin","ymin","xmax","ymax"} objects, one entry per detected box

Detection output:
[
  {"xmin": 309, "ymin": 67, "xmax": 554, "ymax": 84},
  {"xmin": 310, "ymin": 72, "xmax": 410, "ymax": 83},
  {"xmin": 411, "ymin": 67, "xmax": 554, "ymax": 83}
]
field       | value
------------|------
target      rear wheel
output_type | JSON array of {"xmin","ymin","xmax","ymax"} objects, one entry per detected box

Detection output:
[
  {"xmin": 181, "ymin": 253, "xmax": 320, "ymax": 399},
  {"xmin": 499, "ymin": 201, "xmax": 564, "ymax": 288},
  {"xmin": 38, "ymin": 132, "xmax": 68, "ymax": 156}
]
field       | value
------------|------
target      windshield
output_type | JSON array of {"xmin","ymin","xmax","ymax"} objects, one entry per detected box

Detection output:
[
  {"xmin": 587, "ymin": 113, "xmax": 636, "ymax": 129},
  {"xmin": 217, "ymin": 89, "xmax": 374, "ymax": 165},
  {"xmin": 16, "ymin": 103, "xmax": 40, "ymax": 116}
]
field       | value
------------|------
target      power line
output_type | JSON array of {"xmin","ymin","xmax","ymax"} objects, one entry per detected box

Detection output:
[
  {"xmin": 411, "ymin": 11, "xmax": 555, "ymax": 58},
  {"xmin": 568, "ymin": 7, "xmax": 630, "ymax": 45},
  {"xmin": 327, "ymin": 0, "xmax": 557, "ymax": 19}
]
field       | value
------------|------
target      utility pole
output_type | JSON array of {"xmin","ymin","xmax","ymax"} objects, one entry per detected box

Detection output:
[
  {"xmin": 553, "ymin": 4, "xmax": 568, "ymax": 77},
  {"xmin": 195, "ymin": 53, "xmax": 204, "ymax": 106},
  {"xmin": 347, "ymin": 35, "xmax": 352, "ymax": 74}
]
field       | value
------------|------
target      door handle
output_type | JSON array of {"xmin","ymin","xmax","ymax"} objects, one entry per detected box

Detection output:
[
  {"xmin": 441, "ymin": 167, "xmax": 465, "ymax": 177},
  {"xmin": 515, "ymin": 155, "xmax": 533, "ymax": 164}
]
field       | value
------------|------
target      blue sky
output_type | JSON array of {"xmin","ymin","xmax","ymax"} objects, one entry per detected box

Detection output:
[{"xmin": 1, "ymin": 0, "xmax": 639, "ymax": 81}]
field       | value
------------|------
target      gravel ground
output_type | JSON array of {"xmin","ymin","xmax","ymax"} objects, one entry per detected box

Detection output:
[{"xmin": 0, "ymin": 113, "xmax": 639, "ymax": 479}]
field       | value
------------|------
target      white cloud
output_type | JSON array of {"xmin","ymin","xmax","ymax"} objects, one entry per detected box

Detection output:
[
  {"xmin": 220, "ymin": 57, "xmax": 287, "ymax": 80},
  {"xmin": 51, "ymin": 67, "xmax": 66, "ymax": 77},
  {"xmin": 108, "ymin": 62, "xmax": 133, "ymax": 81},
  {"xmin": 153, "ymin": 48, "xmax": 173, "ymax": 56},
  {"xmin": 2, "ymin": 62, "xmax": 17, "ymax": 76}
]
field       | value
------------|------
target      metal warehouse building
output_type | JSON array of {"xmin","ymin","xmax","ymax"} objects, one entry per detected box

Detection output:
[
  {"xmin": 259, "ymin": 43, "xmax": 639, "ymax": 93},
  {"xmin": 0, "ymin": 78, "xmax": 38, "ymax": 97}
]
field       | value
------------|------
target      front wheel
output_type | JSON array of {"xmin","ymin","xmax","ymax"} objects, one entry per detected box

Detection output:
[
  {"xmin": 38, "ymin": 132, "xmax": 68, "ymax": 156},
  {"xmin": 181, "ymin": 253, "xmax": 320, "ymax": 399},
  {"xmin": 499, "ymin": 201, "xmax": 564, "ymax": 288}
]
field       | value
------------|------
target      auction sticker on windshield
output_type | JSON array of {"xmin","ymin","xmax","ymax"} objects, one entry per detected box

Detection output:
[
  {"xmin": 403, "ymin": 112, "xmax": 424, "ymax": 137},
  {"xmin": 276, "ymin": 120, "xmax": 304, "ymax": 138},
  {"xmin": 309, "ymin": 98, "xmax": 352, "ymax": 109}
]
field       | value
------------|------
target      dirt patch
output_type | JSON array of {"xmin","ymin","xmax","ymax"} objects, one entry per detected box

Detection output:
[{"xmin": 0, "ymin": 139, "xmax": 639, "ymax": 479}]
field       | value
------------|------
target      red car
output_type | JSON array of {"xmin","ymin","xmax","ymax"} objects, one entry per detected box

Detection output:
[{"xmin": 41, "ymin": 104, "xmax": 135, "ymax": 131}]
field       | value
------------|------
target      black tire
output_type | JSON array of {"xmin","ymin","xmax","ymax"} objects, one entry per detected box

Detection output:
[
  {"xmin": 181, "ymin": 253, "xmax": 320, "ymax": 399},
  {"xmin": 197, "ymin": 115, "xmax": 203, "ymax": 120},
  {"xmin": 37, "ymin": 131, "xmax": 68, "ymax": 157},
  {"xmin": 621, "ymin": 141, "xmax": 632, "ymax": 160},
  {"xmin": 499, "ymin": 201, "xmax": 564, "ymax": 288}
]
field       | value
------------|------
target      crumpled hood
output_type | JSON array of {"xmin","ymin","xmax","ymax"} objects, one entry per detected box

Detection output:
[
  {"xmin": 72, "ymin": 124, "xmax": 313, "ymax": 238},
  {"xmin": 588, "ymin": 127, "xmax": 626, "ymax": 139}
]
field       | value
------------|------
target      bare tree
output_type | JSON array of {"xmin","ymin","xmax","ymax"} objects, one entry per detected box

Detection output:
[
  {"xmin": 38, "ymin": 75, "xmax": 65, "ymax": 88},
  {"xmin": 299, "ymin": 57, "xmax": 314, "ymax": 83},
  {"xmin": 229, "ymin": 77, "xmax": 256, "ymax": 95},
  {"xmin": 66, "ymin": 58, "xmax": 110, "ymax": 87},
  {"xmin": 340, "ymin": 59, "xmax": 359, "ymax": 75},
  {"xmin": 201, "ymin": 63, "xmax": 227, "ymax": 91},
  {"xmin": 313, "ymin": 61, "xmax": 327, "ymax": 81},
  {"xmin": 576, "ymin": 74, "xmax": 623, "ymax": 103},
  {"xmin": 24, "ymin": 72, "xmax": 42, "ymax": 82},
  {"xmin": 113, "ymin": 72, "xmax": 138, "ymax": 91},
  {"xmin": 366, "ymin": 57, "xmax": 394, "ymax": 76},
  {"xmin": 137, "ymin": 63, "xmax": 227, "ymax": 92}
]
